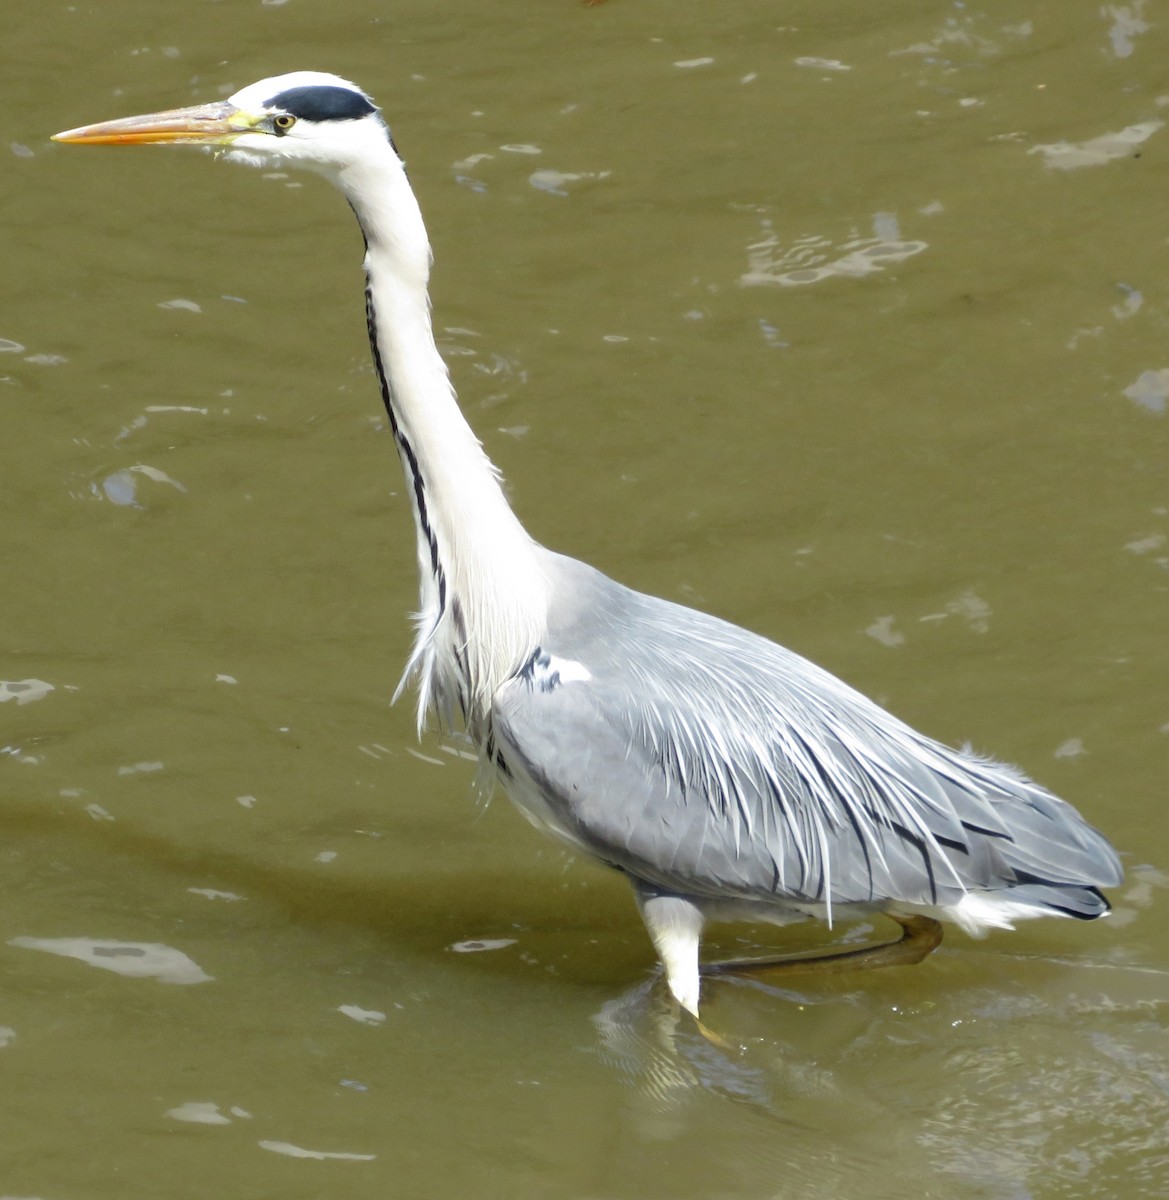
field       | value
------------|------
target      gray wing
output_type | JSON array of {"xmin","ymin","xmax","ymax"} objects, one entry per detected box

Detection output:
[{"xmin": 491, "ymin": 554, "xmax": 1122, "ymax": 911}]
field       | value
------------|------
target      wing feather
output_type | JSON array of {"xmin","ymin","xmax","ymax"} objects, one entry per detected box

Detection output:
[{"xmin": 492, "ymin": 554, "xmax": 1121, "ymax": 910}]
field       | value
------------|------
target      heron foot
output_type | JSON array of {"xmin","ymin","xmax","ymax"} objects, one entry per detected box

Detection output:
[
  {"xmin": 693, "ymin": 1016, "xmax": 736, "ymax": 1050},
  {"xmin": 704, "ymin": 913, "xmax": 944, "ymax": 982}
]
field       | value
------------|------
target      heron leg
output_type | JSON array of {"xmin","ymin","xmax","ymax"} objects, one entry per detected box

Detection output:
[
  {"xmin": 634, "ymin": 887, "xmax": 705, "ymax": 1019},
  {"xmin": 704, "ymin": 913, "xmax": 944, "ymax": 983}
]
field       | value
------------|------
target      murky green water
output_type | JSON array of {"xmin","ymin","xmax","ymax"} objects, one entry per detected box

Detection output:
[{"xmin": 4, "ymin": 1, "xmax": 1168, "ymax": 1196}]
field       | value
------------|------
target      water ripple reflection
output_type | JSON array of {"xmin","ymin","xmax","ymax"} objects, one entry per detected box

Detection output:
[{"xmin": 588, "ymin": 944, "xmax": 1169, "ymax": 1198}]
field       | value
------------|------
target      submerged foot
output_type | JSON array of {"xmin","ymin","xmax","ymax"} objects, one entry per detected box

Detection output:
[{"xmin": 703, "ymin": 914, "xmax": 944, "ymax": 984}]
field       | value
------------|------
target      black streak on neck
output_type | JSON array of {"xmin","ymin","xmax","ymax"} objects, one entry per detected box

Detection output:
[{"xmin": 363, "ymin": 275, "xmax": 447, "ymax": 620}]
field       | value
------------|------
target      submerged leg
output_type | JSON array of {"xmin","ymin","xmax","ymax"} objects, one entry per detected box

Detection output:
[
  {"xmin": 634, "ymin": 890, "xmax": 734, "ymax": 1046},
  {"xmin": 634, "ymin": 887, "xmax": 705, "ymax": 1019},
  {"xmin": 705, "ymin": 913, "xmax": 944, "ymax": 983}
]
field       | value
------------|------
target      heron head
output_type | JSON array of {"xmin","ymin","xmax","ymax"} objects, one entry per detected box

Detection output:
[{"xmin": 53, "ymin": 72, "xmax": 395, "ymax": 176}]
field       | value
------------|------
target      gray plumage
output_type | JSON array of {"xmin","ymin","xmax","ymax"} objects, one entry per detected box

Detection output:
[
  {"xmin": 494, "ymin": 551, "xmax": 1119, "ymax": 918},
  {"xmin": 54, "ymin": 72, "xmax": 1124, "ymax": 1020}
]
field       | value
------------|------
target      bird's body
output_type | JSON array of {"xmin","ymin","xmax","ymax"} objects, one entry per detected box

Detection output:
[{"xmin": 54, "ymin": 73, "xmax": 1123, "ymax": 1018}]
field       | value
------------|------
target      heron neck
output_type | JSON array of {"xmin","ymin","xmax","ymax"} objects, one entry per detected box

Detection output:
[{"xmin": 339, "ymin": 148, "xmax": 548, "ymax": 729}]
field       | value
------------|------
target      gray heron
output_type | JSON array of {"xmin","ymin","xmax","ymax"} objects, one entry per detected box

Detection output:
[{"xmin": 54, "ymin": 73, "xmax": 1123, "ymax": 1019}]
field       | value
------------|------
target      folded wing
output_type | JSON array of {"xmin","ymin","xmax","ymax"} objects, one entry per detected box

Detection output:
[{"xmin": 491, "ymin": 555, "xmax": 1121, "ymax": 914}]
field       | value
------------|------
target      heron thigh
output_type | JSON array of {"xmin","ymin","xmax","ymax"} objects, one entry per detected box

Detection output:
[{"xmin": 631, "ymin": 882, "xmax": 705, "ymax": 1018}]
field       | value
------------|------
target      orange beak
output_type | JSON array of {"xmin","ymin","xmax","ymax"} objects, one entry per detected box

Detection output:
[{"xmin": 52, "ymin": 101, "xmax": 245, "ymax": 146}]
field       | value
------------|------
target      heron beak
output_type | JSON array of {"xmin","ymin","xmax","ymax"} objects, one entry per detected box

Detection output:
[{"xmin": 52, "ymin": 101, "xmax": 251, "ymax": 146}]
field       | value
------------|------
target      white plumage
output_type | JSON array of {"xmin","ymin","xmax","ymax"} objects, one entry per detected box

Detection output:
[{"xmin": 54, "ymin": 73, "xmax": 1123, "ymax": 1018}]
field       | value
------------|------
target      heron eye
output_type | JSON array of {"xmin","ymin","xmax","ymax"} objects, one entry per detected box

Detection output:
[{"xmin": 272, "ymin": 114, "xmax": 296, "ymax": 135}]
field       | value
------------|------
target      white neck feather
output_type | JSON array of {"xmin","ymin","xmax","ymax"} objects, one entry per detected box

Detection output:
[{"xmin": 337, "ymin": 142, "xmax": 549, "ymax": 733}]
